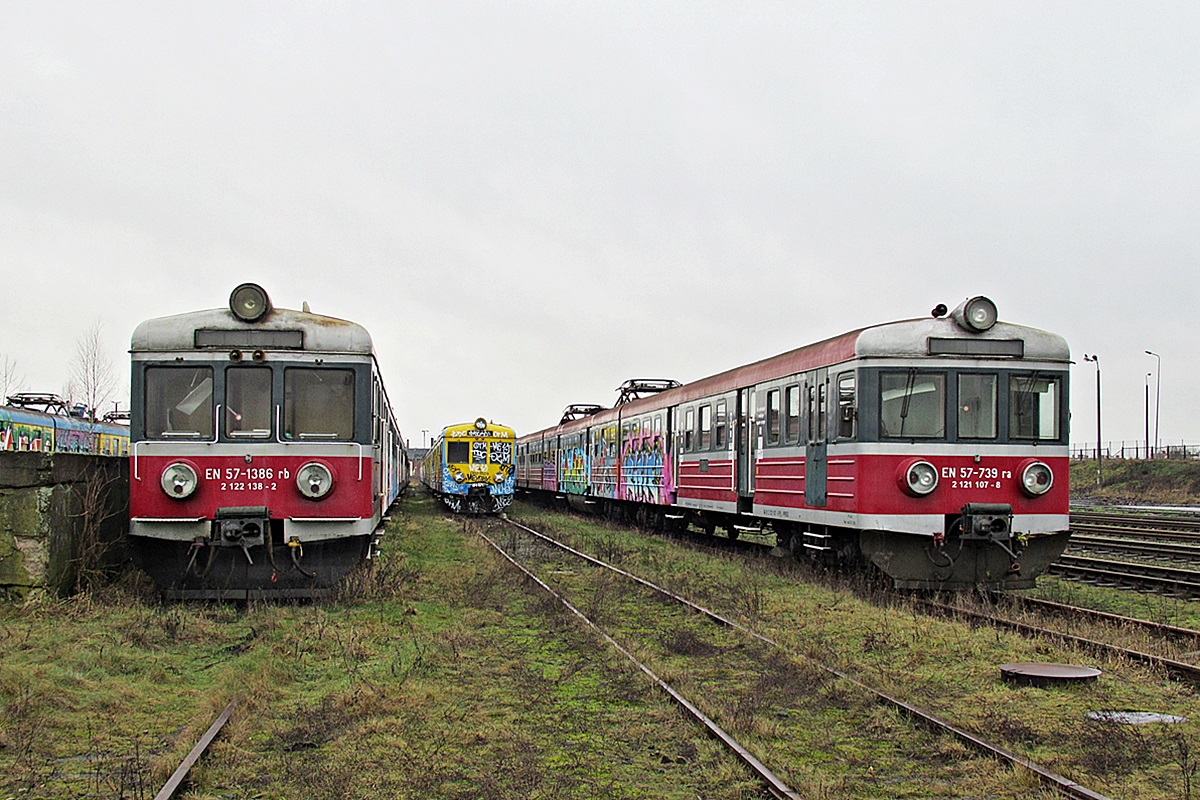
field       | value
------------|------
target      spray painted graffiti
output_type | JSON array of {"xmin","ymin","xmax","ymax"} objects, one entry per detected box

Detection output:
[
  {"xmin": 0, "ymin": 407, "xmax": 129, "ymax": 455},
  {"xmin": 490, "ymin": 441, "xmax": 512, "ymax": 464},
  {"xmin": 559, "ymin": 444, "xmax": 588, "ymax": 495},
  {"xmin": 590, "ymin": 425, "xmax": 619, "ymax": 499},
  {"xmin": 620, "ymin": 433, "xmax": 670, "ymax": 504},
  {"xmin": 0, "ymin": 419, "xmax": 52, "ymax": 452}
]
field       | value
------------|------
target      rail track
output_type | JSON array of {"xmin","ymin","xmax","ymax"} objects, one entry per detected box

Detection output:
[
  {"xmin": 1043, "ymin": 510, "xmax": 1200, "ymax": 597},
  {"xmin": 1071, "ymin": 510, "xmax": 1200, "ymax": 536},
  {"xmin": 919, "ymin": 596, "xmax": 1200, "ymax": 685},
  {"xmin": 490, "ymin": 515, "xmax": 1111, "ymax": 800},
  {"xmin": 1050, "ymin": 553, "xmax": 1200, "ymax": 597}
]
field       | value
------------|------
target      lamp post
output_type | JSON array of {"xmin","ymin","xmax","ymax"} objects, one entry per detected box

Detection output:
[
  {"xmin": 1083, "ymin": 354, "xmax": 1101, "ymax": 484},
  {"xmin": 1145, "ymin": 350, "xmax": 1160, "ymax": 457},
  {"xmin": 1145, "ymin": 373, "xmax": 1152, "ymax": 460}
]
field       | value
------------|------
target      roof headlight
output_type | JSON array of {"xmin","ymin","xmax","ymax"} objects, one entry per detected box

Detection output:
[
  {"xmin": 1020, "ymin": 461, "xmax": 1054, "ymax": 497},
  {"xmin": 160, "ymin": 462, "xmax": 198, "ymax": 499},
  {"xmin": 951, "ymin": 296, "xmax": 998, "ymax": 332},
  {"xmin": 474, "ymin": 417, "xmax": 487, "ymax": 430},
  {"xmin": 296, "ymin": 462, "xmax": 334, "ymax": 499},
  {"xmin": 230, "ymin": 283, "xmax": 272, "ymax": 322}
]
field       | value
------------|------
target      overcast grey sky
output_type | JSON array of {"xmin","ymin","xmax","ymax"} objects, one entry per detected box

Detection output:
[{"xmin": 1, "ymin": 2, "xmax": 1196, "ymax": 450}]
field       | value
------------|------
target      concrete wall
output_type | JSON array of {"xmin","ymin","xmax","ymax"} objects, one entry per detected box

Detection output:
[{"xmin": 0, "ymin": 453, "xmax": 129, "ymax": 598}]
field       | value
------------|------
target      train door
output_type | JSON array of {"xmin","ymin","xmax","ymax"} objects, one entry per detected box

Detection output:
[
  {"xmin": 805, "ymin": 369, "xmax": 828, "ymax": 507},
  {"xmin": 736, "ymin": 388, "xmax": 755, "ymax": 509}
]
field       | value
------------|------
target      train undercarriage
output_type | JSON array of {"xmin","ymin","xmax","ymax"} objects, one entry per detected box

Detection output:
[
  {"xmin": 535, "ymin": 491, "xmax": 1070, "ymax": 591},
  {"xmin": 129, "ymin": 522, "xmax": 382, "ymax": 600}
]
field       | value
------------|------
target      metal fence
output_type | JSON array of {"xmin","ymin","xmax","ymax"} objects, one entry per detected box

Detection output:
[{"xmin": 1070, "ymin": 442, "xmax": 1200, "ymax": 460}]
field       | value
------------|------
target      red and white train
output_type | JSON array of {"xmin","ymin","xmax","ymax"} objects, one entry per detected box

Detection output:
[
  {"xmin": 516, "ymin": 297, "xmax": 1070, "ymax": 589},
  {"xmin": 128, "ymin": 283, "xmax": 408, "ymax": 598}
]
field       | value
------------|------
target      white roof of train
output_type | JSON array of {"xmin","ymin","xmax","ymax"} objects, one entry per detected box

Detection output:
[{"xmin": 131, "ymin": 307, "xmax": 374, "ymax": 355}]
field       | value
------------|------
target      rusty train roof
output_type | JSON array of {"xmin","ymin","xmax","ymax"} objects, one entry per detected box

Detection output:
[
  {"xmin": 522, "ymin": 315, "xmax": 1070, "ymax": 440},
  {"xmin": 130, "ymin": 306, "xmax": 374, "ymax": 355}
]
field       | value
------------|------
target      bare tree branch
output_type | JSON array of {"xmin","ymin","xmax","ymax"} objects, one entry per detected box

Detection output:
[
  {"xmin": 67, "ymin": 321, "xmax": 117, "ymax": 423},
  {"xmin": 1, "ymin": 354, "xmax": 26, "ymax": 400}
]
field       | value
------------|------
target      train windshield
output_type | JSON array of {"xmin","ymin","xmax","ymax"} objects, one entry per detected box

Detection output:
[
  {"xmin": 1010, "ymin": 373, "xmax": 1062, "ymax": 440},
  {"xmin": 446, "ymin": 441, "xmax": 470, "ymax": 464},
  {"xmin": 145, "ymin": 366, "xmax": 214, "ymax": 439},
  {"xmin": 283, "ymin": 368, "xmax": 355, "ymax": 440},
  {"xmin": 879, "ymin": 371, "xmax": 945, "ymax": 438},
  {"xmin": 225, "ymin": 366, "xmax": 272, "ymax": 438},
  {"xmin": 490, "ymin": 440, "xmax": 512, "ymax": 465}
]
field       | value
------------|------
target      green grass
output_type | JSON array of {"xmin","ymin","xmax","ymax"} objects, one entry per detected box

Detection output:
[
  {"xmin": 5, "ymin": 489, "xmax": 1200, "ymax": 798},
  {"xmin": 1071, "ymin": 458, "xmax": 1200, "ymax": 505},
  {"xmin": 509, "ymin": 500, "xmax": 1200, "ymax": 799},
  {"xmin": 0, "ymin": 493, "xmax": 768, "ymax": 800}
]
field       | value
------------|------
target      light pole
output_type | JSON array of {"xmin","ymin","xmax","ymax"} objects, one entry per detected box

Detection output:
[
  {"xmin": 1083, "ymin": 354, "xmax": 1101, "ymax": 484},
  {"xmin": 422, "ymin": 429, "xmax": 429, "ymax": 449},
  {"xmin": 1145, "ymin": 372, "xmax": 1152, "ymax": 460},
  {"xmin": 1145, "ymin": 350, "xmax": 1160, "ymax": 457}
]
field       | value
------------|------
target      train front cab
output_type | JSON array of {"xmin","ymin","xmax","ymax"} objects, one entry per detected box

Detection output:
[
  {"xmin": 430, "ymin": 418, "xmax": 515, "ymax": 514},
  {"xmin": 128, "ymin": 284, "xmax": 399, "ymax": 596}
]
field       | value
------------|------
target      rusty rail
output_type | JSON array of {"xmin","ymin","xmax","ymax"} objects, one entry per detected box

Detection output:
[{"xmin": 152, "ymin": 698, "xmax": 238, "ymax": 800}]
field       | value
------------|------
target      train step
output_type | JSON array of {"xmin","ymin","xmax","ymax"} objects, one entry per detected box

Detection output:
[{"xmin": 802, "ymin": 531, "xmax": 833, "ymax": 552}]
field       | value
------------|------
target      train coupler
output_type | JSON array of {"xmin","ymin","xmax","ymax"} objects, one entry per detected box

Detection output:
[{"xmin": 959, "ymin": 503, "xmax": 1013, "ymax": 544}]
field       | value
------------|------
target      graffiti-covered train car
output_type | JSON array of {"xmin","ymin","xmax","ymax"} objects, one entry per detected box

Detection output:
[
  {"xmin": 0, "ymin": 394, "xmax": 129, "ymax": 456},
  {"xmin": 421, "ymin": 418, "xmax": 516, "ymax": 514}
]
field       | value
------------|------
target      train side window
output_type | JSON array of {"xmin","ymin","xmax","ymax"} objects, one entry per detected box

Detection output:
[
  {"xmin": 684, "ymin": 408, "xmax": 694, "ymax": 451},
  {"xmin": 699, "ymin": 404, "xmax": 712, "ymax": 450},
  {"xmin": 766, "ymin": 388, "xmax": 781, "ymax": 445},
  {"xmin": 817, "ymin": 382, "xmax": 828, "ymax": 441},
  {"xmin": 714, "ymin": 401, "xmax": 728, "ymax": 449},
  {"xmin": 145, "ymin": 366, "xmax": 214, "ymax": 439},
  {"xmin": 654, "ymin": 415, "xmax": 662, "ymax": 436},
  {"xmin": 805, "ymin": 382, "xmax": 816, "ymax": 442},
  {"xmin": 879, "ymin": 371, "xmax": 946, "ymax": 439},
  {"xmin": 224, "ymin": 366, "xmax": 272, "ymax": 439},
  {"xmin": 1010, "ymin": 373, "xmax": 1062, "ymax": 441},
  {"xmin": 785, "ymin": 385, "xmax": 800, "ymax": 443},
  {"xmin": 958, "ymin": 374, "xmax": 998, "ymax": 439},
  {"xmin": 836, "ymin": 373, "xmax": 856, "ymax": 439},
  {"xmin": 284, "ymin": 367, "xmax": 355, "ymax": 440}
]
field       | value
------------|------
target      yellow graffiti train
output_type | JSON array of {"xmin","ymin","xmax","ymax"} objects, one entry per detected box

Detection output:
[{"xmin": 420, "ymin": 418, "xmax": 516, "ymax": 514}]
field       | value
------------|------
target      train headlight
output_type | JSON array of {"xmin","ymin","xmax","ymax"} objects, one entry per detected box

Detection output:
[
  {"xmin": 1020, "ymin": 461, "xmax": 1054, "ymax": 496},
  {"xmin": 160, "ymin": 462, "xmax": 198, "ymax": 499},
  {"xmin": 296, "ymin": 462, "xmax": 334, "ymax": 499},
  {"xmin": 452, "ymin": 470, "xmax": 466, "ymax": 483},
  {"xmin": 474, "ymin": 417, "xmax": 487, "ymax": 431},
  {"xmin": 230, "ymin": 283, "xmax": 272, "ymax": 322},
  {"xmin": 950, "ymin": 296, "xmax": 998, "ymax": 332},
  {"xmin": 898, "ymin": 459, "xmax": 939, "ymax": 497}
]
